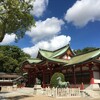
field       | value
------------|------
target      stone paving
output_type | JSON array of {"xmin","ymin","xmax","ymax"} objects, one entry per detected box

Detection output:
[{"xmin": 0, "ymin": 87, "xmax": 100, "ymax": 100}]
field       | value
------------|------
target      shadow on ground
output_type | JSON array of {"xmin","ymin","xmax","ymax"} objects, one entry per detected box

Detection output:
[
  {"xmin": 0, "ymin": 92, "xmax": 9, "ymax": 94},
  {"xmin": 4, "ymin": 95, "xmax": 33, "ymax": 100}
]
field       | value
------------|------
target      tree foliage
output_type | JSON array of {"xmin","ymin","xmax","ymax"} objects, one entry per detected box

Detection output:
[
  {"xmin": 50, "ymin": 72, "xmax": 65, "ymax": 87},
  {"xmin": 74, "ymin": 47, "xmax": 97, "ymax": 55},
  {"xmin": 0, "ymin": 0, "xmax": 35, "ymax": 42},
  {"xmin": 0, "ymin": 45, "xmax": 30, "ymax": 73}
]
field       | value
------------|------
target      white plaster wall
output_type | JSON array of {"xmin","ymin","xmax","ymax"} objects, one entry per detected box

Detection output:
[{"xmin": 93, "ymin": 71, "xmax": 100, "ymax": 79}]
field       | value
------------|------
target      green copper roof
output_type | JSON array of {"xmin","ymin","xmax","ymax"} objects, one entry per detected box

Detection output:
[
  {"xmin": 46, "ymin": 58, "xmax": 68, "ymax": 63},
  {"xmin": 23, "ymin": 45, "xmax": 100, "ymax": 66},
  {"xmin": 51, "ymin": 45, "xmax": 69, "ymax": 58},
  {"xmin": 39, "ymin": 44, "xmax": 71, "ymax": 58},
  {"xmin": 37, "ymin": 46, "xmax": 70, "ymax": 64},
  {"xmin": 39, "ymin": 49, "xmax": 53, "ymax": 58},
  {"xmin": 64, "ymin": 49, "xmax": 100, "ymax": 66},
  {"xmin": 27, "ymin": 58, "xmax": 42, "ymax": 64}
]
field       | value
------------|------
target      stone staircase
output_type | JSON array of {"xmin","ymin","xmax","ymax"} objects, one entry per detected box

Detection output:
[
  {"xmin": 81, "ymin": 83, "xmax": 100, "ymax": 98},
  {"xmin": 85, "ymin": 84, "xmax": 100, "ymax": 90},
  {"xmin": 81, "ymin": 90, "xmax": 100, "ymax": 98}
]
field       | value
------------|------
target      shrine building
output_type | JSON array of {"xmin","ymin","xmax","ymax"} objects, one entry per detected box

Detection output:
[{"xmin": 21, "ymin": 44, "xmax": 100, "ymax": 88}]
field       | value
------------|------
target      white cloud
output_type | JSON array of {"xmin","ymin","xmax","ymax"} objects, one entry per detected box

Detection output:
[
  {"xmin": 64, "ymin": 0, "xmax": 100, "ymax": 27},
  {"xmin": 0, "ymin": 34, "xmax": 15, "ymax": 45},
  {"xmin": 22, "ymin": 35, "xmax": 71, "ymax": 57},
  {"xmin": 30, "ymin": 0, "xmax": 49, "ymax": 17},
  {"xmin": 26, "ymin": 17, "xmax": 64, "ymax": 42}
]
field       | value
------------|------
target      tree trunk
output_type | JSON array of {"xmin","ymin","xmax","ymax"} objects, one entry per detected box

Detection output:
[
  {"xmin": 0, "ymin": 32, "xmax": 5, "ymax": 42},
  {"xmin": 0, "ymin": 21, "xmax": 6, "ymax": 42}
]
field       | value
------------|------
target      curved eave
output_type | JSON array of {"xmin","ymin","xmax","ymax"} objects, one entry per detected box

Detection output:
[
  {"xmin": 64, "ymin": 49, "xmax": 100, "ymax": 67},
  {"xmin": 44, "ymin": 57, "xmax": 68, "ymax": 64},
  {"xmin": 93, "ymin": 59, "xmax": 100, "ymax": 63},
  {"xmin": 39, "ymin": 49, "xmax": 68, "ymax": 63},
  {"xmin": 50, "ymin": 45, "xmax": 69, "ymax": 57},
  {"xmin": 46, "ymin": 58, "xmax": 68, "ymax": 64},
  {"xmin": 38, "ymin": 49, "xmax": 53, "ymax": 59},
  {"xmin": 22, "ymin": 58, "xmax": 43, "ymax": 66},
  {"xmin": 51, "ymin": 47, "xmax": 69, "ymax": 58},
  {"xmin": 27, "ymin": 59, "xmax": 43, "ymax": 64},
  {"xmin": 51, "ymin": 44, "xmax": 75, "ymax": 58},
  {"xmin": 21, "ymin": 59, "xmax": 45, "ymax": 70},
  {"xmin": 64, "ymin": 58, "xmax": 93, "ymax": 67}
]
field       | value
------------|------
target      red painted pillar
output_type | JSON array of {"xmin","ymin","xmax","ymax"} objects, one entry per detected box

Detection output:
[
  {"xmin": 49, "ymin": 66, "xmax": 53, "ymax": 86},
  {"xmin": 89, "ymin": 66, "xmax": 94, "ymax": 78},
  {"xmin": 42, "ymin": 66, "xmax": 45, "ymax": 88},
  {"xmin": 80, "ymin": 66, "xmax": 83, "ymax": 82},
  {"xmin": 90, "ymin": 70, "xmax": 94, "ymax": 79},
  {"xmin": 72, "ymin": 66, "xmax": 76, "ymax": 85},
  {"xmin": 80, "ymin": 82, "xmax": 84, "ymax": 90},
  {"xmin": 50, "ymin": 66, "xmax": 52, "ymax": 78},
  {"xmin": 98, "ymin": 66, "xmax": 100, "ymax": 78},
  {"xmin": 28, "ymin": 69, "xmax": 31, "ymax": 85},
  {"xmin": 33, "ymin": 68, "xmax": 36, "ymax": 85},
  {"xmin": 89, "ymin": 66, "xmax": 94, "ymax": 84}
]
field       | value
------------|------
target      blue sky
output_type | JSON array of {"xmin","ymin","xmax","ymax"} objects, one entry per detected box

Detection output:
[{"xmin": 0, "ymin": 0, "xmax": 100, "ymax": 57}]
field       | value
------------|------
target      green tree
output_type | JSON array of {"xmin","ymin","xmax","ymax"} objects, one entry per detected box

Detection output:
[
  {"xmin": 0, "ymin": 45, "xmax": 30, "ymax": 73},
  {"xmin": 0, "ymin": 53, "xmax": 4, "ymax": 71},
  {"xmin": 74, "ymin": 47, "xmax": 97, "ymax": 55},
  {"xmin": 50, "ymin": 72, "xmax": 65, "ymax": 87},
  {"xmin": 2, "ymin": 56, "xmax": 18, "ymax": 72},
  {"xmin": 0, "ymin": 0, "xmax": 35, "ymax": 42}
]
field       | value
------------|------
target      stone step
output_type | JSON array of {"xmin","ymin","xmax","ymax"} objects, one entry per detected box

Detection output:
[{"xmin": 83, "ymin": 90, "xmax": 100, "ymax": 98}]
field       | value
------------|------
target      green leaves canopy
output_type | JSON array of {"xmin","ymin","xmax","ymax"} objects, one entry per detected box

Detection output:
[
  {"xmin": 0, "ymin": 0, "xmax": 35, "ymax": 42},
  {"xmin": 0, "ymin": 45, "xmax": 30, "ymax": 73},
  {"xmin": 74, "ymin": 47, "xmax": 97, "ymax": 55}
]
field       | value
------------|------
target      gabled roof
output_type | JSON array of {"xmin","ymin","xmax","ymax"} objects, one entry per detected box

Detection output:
[
  {"xmin": 24, "ymin": 44, "xmax": 72, "ymax": 64},
  {"xmin": 51, "ymin": 45, "xmax": 70, "ymax": 58},
  {"xmin": 38, "ymin": 44, "xmax": 75, "ymax": 59}
]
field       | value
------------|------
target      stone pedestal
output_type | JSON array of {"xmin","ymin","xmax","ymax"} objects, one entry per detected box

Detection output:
[{"xmin": 34, "ymin": 85, "xmax": 42, "ymax": 95}]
